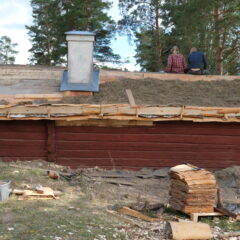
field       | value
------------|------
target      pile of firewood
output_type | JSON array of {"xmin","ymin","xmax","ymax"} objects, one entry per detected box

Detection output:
[{"xmin": 169, "ymin": 164, "xmax": 217, "ymax": 214}]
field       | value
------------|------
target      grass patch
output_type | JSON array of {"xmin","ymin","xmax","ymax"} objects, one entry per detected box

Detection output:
[
  {"xmin": 0, "ymin": 164, "xmax": 127, "ymax": 240},
  {"xmin": 201, "ymin": 216, "xmax": 240, "ymax": 232}
]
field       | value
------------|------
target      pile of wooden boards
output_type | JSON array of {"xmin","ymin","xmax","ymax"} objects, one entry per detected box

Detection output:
[{"xmin": 169, "ymin": 164, "xmax": 217, "ymax": 214}]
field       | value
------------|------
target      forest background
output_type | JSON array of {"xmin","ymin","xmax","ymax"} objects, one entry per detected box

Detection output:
[{"xmin": 0, "ymin": 0, "xmax": 239, "ymax": 75}]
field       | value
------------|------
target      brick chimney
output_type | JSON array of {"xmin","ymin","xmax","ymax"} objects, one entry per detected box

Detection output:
[{"xmin": 60, "ymin": 31, "xmax": 99, "ymax": 93}]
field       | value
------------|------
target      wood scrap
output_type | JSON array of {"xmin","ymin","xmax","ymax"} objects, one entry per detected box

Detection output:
[
  {"xmin": 106, "ymin": 210, "xmax": 141, "ymax": 227},
  {"xmin": 118, "ymin": 206, "xmax": 161, "ymax": 222},
  {"xmin": 169, "ymin": 164, "xmax": 217, "ymax": 214},
  {"xmin": 125, "ymin": 89, "xmax": 136, "ymax": 107},
  {"xmin": 13, "ymin": 188, "xmax": 62, "ymax": 197},
  {"xmin": 105, "ymin": 179, "xmax": 136, "ymax": 186},
  {"xmin": 17, "ymin": 187, "xmax": 57, "ymax": 200},
  {"xmin": 129, "ymin": 201, "xmax": 164, "ymax": 212},
  {"xmin": 12, "ymin": 189, "xmax": 24, "ymax": 195},
  {"xmin": 169, "ymin": 221, "xmax": 212, "ymax": 240}
]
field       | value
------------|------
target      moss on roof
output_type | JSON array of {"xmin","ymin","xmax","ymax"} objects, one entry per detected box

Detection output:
[{"xmin": 62, "ymin": 78, "xmax": 240, "ymax": 107}]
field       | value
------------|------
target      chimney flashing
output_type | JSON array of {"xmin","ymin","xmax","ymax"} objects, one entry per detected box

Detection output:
[
  {"xmin": 60, "ymin": 70, "xmax": 99, "ymax": 92},
  {"xmin": 65, "ymin": 30, "xmax": 96, "ymax": 36}
]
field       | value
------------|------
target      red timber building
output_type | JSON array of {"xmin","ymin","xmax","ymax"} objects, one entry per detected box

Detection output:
[{"xmin": 0, "ymin": 65, "xmax": 240, "ymax": 170}]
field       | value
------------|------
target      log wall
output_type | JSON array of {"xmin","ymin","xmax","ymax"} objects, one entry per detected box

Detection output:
[
  {"xmin": 0, "ymin": 121, "xmax": 47, "ymax": 162},
  {"xmin": 0, "ymin": 120, "xmax": 240, "ymax": 169},
  {"xmin": 55, "ymin": 121, "xmax": 240, "ymax": 169}
]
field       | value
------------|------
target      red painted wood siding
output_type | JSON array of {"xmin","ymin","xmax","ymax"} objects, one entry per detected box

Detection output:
[
  {"xmin": 0, "ymin": 121, "xmax": 47, "ymax": 162},
  {"xmin": 55, "ymin": 122, "xmax": 240, "ymax": 169},
  {"xmin": 0, "ymin": 120, "xmax": 240, "ymax": 169}
]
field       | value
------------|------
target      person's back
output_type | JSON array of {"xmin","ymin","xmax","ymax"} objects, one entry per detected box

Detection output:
[
  {"xmin": 165, "ymin": 46, "xmax": 187, "ymax": 73},
  {"xmin": 188, "ymin": 47, "xmax": 207, "ymax": 75}
]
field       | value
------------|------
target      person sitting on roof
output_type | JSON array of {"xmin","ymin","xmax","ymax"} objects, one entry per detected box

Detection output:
[
  {"xmin": 187, "ymin": 47, "xmax": 208, "ymax": 75},
  {"xmin": 165, "ymin": 46, "xmax": 187, "ymax": 74}
]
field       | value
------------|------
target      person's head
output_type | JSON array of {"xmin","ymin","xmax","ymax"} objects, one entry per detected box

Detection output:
[
  {"xmin": 171, "ymin": 46, "xmax": 179, "ymax": 55},
  {"xmin": 190, "ymin": 47, "xmax": 197, "ymax": 53}
]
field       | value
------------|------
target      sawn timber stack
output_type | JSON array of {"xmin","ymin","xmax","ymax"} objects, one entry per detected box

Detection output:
[{"xmin": 169, "ymin": 164, "xmax": 217, "ymax": 214}]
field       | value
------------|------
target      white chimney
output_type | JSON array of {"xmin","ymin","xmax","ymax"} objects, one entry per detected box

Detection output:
[
  {"xmin": 66, "ymin": 31, "xmax": 95, "ymax": 84},
  {"xmin": 60, "ymin": 31, "xmax": 99, "ymax": 92}
]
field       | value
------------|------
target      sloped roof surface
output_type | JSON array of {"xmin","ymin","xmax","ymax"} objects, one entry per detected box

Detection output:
[
  {"xmin": 0, "ymin": 65, "xmax": 240, "ymax": 107},
  {"xmin": 63, "ymin": 78, "xmax": 240, "ymax": 107}
]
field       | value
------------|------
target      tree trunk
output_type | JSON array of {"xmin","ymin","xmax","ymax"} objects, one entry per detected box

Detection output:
[
  {"xmin": 47, "ymin": 35, "xmax": 52, "ymax": 66},
  {"xmin": 155, "ymin": 1, "xmax": 162, "ymax": 71},
  {"xmin": 214, "ymin": 1, "xmax": 223, "ymax": 75}
]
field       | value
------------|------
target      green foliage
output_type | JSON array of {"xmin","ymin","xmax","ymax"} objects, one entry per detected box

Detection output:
[
  {"xmin": 135, "ymin": 28, "xmax": 162, "ymax": 72},
  {"xmin": 26, "ymin": 0, "xmax": 65, "ymax": 65},
  {"xmin": 0, "ymin": 36, "xmax": 18, "ymax": 64},
  {"xmin": 119, "ymin": 0, "xmax": 164, "ymax": 71},
  {"xmin": 119, "ymin": 0, "xmax": 160, "ymax": 33},
  {"xmin": 162, "ymin": 0, "xmax": 240, "ymax": 74},
  {"xmin": 119, "ymin": 0, "xmax": 240, "ymax": 74},
  {"xmin": 27, "ymin": 0, "xmax": 120, "ymax": 66}
]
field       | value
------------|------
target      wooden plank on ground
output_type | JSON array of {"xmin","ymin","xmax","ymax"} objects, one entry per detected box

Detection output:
[{"xmin": 118, "ymin": 206, "xmax": 160, "ymax": 222}]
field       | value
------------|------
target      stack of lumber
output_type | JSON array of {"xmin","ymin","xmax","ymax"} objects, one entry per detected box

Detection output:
[{"xmin": 169, "ymin": 164, "xmax": 217, "ymax": 214}]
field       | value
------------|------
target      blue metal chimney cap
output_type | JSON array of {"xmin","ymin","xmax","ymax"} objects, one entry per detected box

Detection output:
[{"xmin": 65, "ymin": 30, "xmax": 96, "ymax": 36}]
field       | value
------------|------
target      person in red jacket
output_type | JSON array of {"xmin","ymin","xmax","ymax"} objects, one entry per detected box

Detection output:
[{"xmin": 165, "ymin": 46, "xmax": 187, "ymax": 73}]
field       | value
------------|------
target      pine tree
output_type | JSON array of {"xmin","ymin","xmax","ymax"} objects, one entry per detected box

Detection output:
[
  {"xmin": 0, "ymin": 36, "xmax": 18, "ymax": 64},
  {"xmin": 26, "ymin": 0, "xmax": 63, "ymax": 65},
  {"xmin": 135, "ymin": 28, "xmax": 170, "ymax": 72},
  {"xmin": 61, "ymin": 0, "xmax": 120, "ymax": 63},
  {"xmin": 27, "ymin": 0, "xmax": 120, "ymax": 66},
  {"xmin": 162, "ymin": 0, "xmax": 240, "ymax": 74},
  {"xmin": 118, "ymin": 0, "xmax": 163, "ymax": 71}
]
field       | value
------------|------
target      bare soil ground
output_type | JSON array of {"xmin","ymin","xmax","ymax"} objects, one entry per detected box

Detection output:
[
  {"xmin": 62, "ymin": 79, "xmax": 240, "ymax": 107},
  {"xmin": 0, "ymin": 161, "xmax": 239, "ymax": 240}
]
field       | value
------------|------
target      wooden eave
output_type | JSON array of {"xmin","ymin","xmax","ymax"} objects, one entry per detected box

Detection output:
[{"xmin": 0, "ymin": 103, "xmax": 240, "ymax": 123}]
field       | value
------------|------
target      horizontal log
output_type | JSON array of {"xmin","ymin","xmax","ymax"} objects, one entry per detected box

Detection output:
[
  {"xmin": 0, "ymin": 140, "xmax": 45, "ymax": 148},
  {"xmin": 56, "ymin": 122, "xmax": 240, "ymax": 136},
  {"xmin": 0, "ymin": 149, "xmax": 47, "ymax": 157},
  {"xmin": 55, "ymin": 132, "xmax": 240, "ymax": 145},
  {"xmin": 0, "ymin": 132, "xmax": 47, "ymax": 140},
  {"xmin": 56, "ymin": 149, "xmax": 239, "ymax": 161},
  {"xmin": 56, "ymin": 141, "xmax": 237, "ymax": 152},
  {"xmin": 0, "ymin": 121, "xmax": 46, "ymax": 132}
]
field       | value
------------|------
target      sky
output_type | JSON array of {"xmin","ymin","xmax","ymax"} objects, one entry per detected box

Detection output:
[{"xmin": 0, "ymin": 0, "xmax": 139, "ymax": 71}]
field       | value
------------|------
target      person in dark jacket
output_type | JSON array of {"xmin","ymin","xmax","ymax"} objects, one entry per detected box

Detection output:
[{"xmin": 187, "ymin": 47, "xmax": 208, "ymax": 75}]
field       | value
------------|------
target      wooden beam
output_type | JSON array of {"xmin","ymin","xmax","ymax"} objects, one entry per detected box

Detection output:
[
  {"xmin": 63, "ymin": 91, "xmax": 93, "ymax": 97},
  {"xmin": 46, "ymin": 121, "xmax": 56, "ymax": 162},
  {"xmin": 125, "ymin": 89, "xmax": 136, "ymax": 107}
]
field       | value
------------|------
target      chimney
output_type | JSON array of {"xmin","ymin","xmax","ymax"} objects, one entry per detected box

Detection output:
[{"xmin": 60, "ymin": 31, "xmax": 99, "ymax": 93}]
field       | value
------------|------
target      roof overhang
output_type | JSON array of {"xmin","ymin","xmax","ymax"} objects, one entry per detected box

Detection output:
[{"xmin": 0, "ymin": 103, "xmax": 240, "ymax": 123}]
